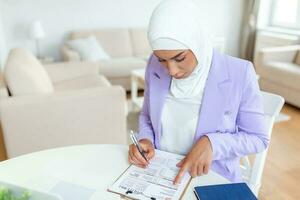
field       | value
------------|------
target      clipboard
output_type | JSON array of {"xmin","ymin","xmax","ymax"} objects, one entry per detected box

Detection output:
[{"xmin": 107, "ymin": 149, "xmax": 192, "ymax": 200}]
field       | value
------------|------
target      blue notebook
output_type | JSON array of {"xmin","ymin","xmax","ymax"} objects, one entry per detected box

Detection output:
[{"xmin": 194, "ymin": 183, "xmax": 257, "ymax": 200}]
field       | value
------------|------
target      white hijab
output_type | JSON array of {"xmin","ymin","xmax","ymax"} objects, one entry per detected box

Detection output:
[{"xmin": 148, "ymin": 0, "xmax": 213, "ymax": 98}]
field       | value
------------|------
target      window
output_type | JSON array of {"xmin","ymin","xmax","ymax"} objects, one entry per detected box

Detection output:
[{"xmin": 269, "ymin": 0, "xmax": 300, "ymax": 29}]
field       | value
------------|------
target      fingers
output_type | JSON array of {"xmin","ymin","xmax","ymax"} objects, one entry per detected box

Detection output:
[
  {"xmin": 203, "ymin": 164, "xmax": 210, "ymax": 175},
  {"xmin": 128, "ymin": 154, "xmax": 146, "ymax": 168},
  {"xmin": 176, "ymin": 158, "xmax": 185, "ymax": 167},
  {"xmin": 146, "ymin": 146, "xmax": 155, "ymax": 160},
  {"xmin": 129, "ymin": 145, "xmax": 148, "ymax": 166},
  {"xmin": 174, "ymin": 165, "xmax": 188, "ymax": 185},
  {"xmin": 197, "ymin": 164, "xmax": 204, "ymax": 176},
  {"xmin": 132, "ymin": 146, "xmax": 148, "ymax": 165},
  {"xmin": 129, "ymin": 149, "xmax": 141, "ymax": 164},
  {"xmin": 196, "ymin": 163, "xmax": 210, "ymax": 176},
  {"xmin": 175, "ymin": 162, "xmax": 208, "ymax": 184},
  {"xmin": 190, "ymin": 165, "xmax": 198, "ymax": 178},
  {"xmin": 138, "ymin": 139, "xmax": 155, "ymax": 161}
]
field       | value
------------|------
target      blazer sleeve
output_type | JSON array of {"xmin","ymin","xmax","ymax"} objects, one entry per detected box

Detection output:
[
  {"xmin": 137, "ymin": 55, "xmax": 155, "ymax": 144},
  {"xmin": 205, "ymin": 62, "xmax": 269, "ymax": 161}
]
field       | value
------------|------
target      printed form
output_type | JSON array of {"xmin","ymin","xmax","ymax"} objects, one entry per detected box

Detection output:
[{"xmin": 108, "ymin": 149, "xmax": 191, "ymax": 200}]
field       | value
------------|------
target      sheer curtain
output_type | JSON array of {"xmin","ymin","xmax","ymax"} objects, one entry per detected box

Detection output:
[{"xmin": 240, "ymin": 0, "xmax": 261, "ymax": 61}]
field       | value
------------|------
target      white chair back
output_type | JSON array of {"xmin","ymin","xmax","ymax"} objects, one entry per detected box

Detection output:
[{"xmin": 240, "ymin": 91, "xmax": 284, "ymax": 196}]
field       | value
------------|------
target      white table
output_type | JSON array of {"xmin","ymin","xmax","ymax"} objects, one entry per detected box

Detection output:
[
  {"xmin": 130, "ymin": 69, "xmax": 145, "ymax": 111},
  {"xmin": 0, "ymin": 145, "xmax": 229, "ymax": 199}
]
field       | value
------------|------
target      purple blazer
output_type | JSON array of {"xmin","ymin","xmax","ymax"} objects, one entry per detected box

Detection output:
[{"xmin": 137, "ymin": 50, "xmax": 269, "ymax": 182}]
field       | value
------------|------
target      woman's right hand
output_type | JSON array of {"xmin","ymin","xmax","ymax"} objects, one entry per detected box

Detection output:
[{"xmin": 128, "ymin": 139, "xmax": 155, "ymax": 168}]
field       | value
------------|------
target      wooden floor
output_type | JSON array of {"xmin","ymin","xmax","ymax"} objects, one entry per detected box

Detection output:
[
  {"xmin": 259, "ymin": 104, "xmax": 300, "ymax": 200},
  {"xmin": 0, "ymin": 104, "xmax": 299, "ymax": 199}
]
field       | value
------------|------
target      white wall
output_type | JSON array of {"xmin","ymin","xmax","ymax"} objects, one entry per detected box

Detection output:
[
  {"xmin": 0, "ymin": 0, "xmax": 245, "ymax": 62},
  {"xmin": 193, "ymin": 0, "xmax": 245, "ymax": 56},
  {"xmin": 0, "ymin": 1, "xmax": 7, "ymax": 69}
]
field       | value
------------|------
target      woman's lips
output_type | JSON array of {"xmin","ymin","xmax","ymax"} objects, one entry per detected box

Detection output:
[{"xmin": 174, "ymin": 72, "xmax": 188, "ymax": 79}]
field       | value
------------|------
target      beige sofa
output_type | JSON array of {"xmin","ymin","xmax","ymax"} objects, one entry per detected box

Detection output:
[
  {"xmin": 254, "ymin": 45, "xmax": 300, "ymax": 107},
  {"xmin": 61, "ymin": 28, "xmax": 152, "ymax": 90},
  {"xmin": 0, "ymin": 48, "xmax": 127, "ymax": 158}
]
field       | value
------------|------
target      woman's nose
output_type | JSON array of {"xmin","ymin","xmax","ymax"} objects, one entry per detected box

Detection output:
[{"xmin": 167, "ymin": 62, "xmax": 179, "ymax": 77}]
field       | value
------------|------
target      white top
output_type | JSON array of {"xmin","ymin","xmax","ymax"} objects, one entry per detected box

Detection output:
[
  {"xmin": 0, "ymin": 145, "xmax": 229, "ymax": 200},
  {"xmin": 160, "ymin": 92, "xmax": 203, "ymax": 155},
  {"xmin": 160, "ymin": 58, "xmax": 211, "ymax": 155}
]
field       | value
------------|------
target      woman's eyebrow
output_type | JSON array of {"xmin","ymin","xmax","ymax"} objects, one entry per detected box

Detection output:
[
  {"xmin": 170, "ymin": 51, "xmax": 185, "ymax": 59},
  {"xmin": 155, "ymin": 51, "xmax": 186, "ymax": 60}
]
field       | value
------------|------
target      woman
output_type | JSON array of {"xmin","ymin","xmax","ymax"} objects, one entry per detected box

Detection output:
[{"xmin": 128, "ymin": 0, "xmax": 268, "ymax": 185}]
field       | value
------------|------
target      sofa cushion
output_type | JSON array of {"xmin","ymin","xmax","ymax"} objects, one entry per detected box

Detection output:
[
  {"xmin": 294, "ymin": 50, "xmax": 300, "ymax": 66},
  {"xmin": 97, "ymin": 57, "xmax": 146, "ymax": 78},
  {"xmin": 258, "ymin": 61, "xmax": 300, "ymax": 91},
  {"xmin": 70, "ymin": 29, "xmax": 133, "ymax": 58},
  {"xmin": 54, "ymin": 74, "xmax": 111, "ymax": 91},
  {"xmin": 66, "ymin": 36, "xmax": 110, "ymax": 62},
  {"xmin": 4, "ymin": 48, "xmax": 54, "ymax": 96},
  {"xmin": 0, "ymin": 73, "xmax": 9, "ymax": 98}
]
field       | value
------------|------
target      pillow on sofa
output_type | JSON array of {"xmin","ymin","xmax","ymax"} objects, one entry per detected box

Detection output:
[
  {"xmin": 4, "ymin": 48, "xmax": 54, "ymax": 96},
  {"xmin": 294, "ymin": 50, "xmax": 300, "ymax": 66},
  {"xmin": 66, "ymin": 36, "xmax": 110, "ymax": 62}
]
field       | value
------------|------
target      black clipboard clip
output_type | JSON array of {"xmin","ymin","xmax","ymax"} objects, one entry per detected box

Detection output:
[
  {"xmin": 125, "ymin": 190, "xmax": 133, "ymax": 195},
  {"xmin": 125, "ymin": 189, "xmax": 156, "ymax": 200}
]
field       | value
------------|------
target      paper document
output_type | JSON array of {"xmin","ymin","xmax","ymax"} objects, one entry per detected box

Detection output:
[{"xmin": 108, "ymin": 149, "xmax": 191, "ymax": 200}]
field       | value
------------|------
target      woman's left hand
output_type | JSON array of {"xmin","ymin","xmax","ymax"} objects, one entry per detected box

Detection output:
[{"xmin": 174, "ymin": 136, "xmax": 213, "ymax": 184}]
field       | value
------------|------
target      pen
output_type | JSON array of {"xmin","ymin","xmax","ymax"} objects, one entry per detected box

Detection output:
[{"xmin": 129, "ymin": 130, "xmax": 149, "ymax": 163}]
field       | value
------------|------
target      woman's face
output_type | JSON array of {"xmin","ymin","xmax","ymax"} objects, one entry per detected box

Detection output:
[{"xmin": 154, "ymin": 49, "xmax": 198, "ymax": 79}]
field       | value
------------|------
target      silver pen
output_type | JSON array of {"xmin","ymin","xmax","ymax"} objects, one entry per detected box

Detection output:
[{"xmin": 129, "ymin": 130, "xmax": 149, "ymax": 163}]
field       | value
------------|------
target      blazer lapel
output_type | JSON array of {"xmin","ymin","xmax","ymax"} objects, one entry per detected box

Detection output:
[
  {"xmin": 194, "ymin": 50, "xmax": 231, "ymax": 142},
  {"xmin": 149, "ymin": 52, "xmax": 231, "ymax": 146},
  {"xmin": 149, "ymin": 57, "xmax": 171, "ymax": 148}
]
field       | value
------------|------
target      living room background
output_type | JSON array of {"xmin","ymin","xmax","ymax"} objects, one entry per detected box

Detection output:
[{"xmin": 0, "ymin": 0, "xmax": 245, "ymax": 68}]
